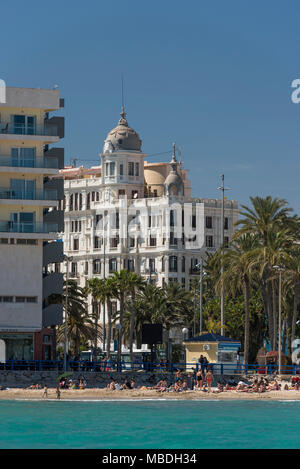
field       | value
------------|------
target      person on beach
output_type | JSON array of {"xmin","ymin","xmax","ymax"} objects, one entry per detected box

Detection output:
[
  {"xmin": 175, "ymin": 369, "xmax": 182, "ymax": 382},
  {"xmin": 186, "ymin": 372, "xmax": 194, "ymax": 390},
  {"xmin": 196, "ymin": 369, "xmax": 203, "ymax": 390},
  {"xmin": 198, "ymin": 355, "xmax": 205, "ymax": 373},
  {"xmin": 124, "ymin": 379, "xmax": 132, "ymax": 389},
  {"xmin": 56, "ymin": 386, "xmax": 61, "ymax": 399},
  {"xmin": 79, "ymin": 379, "xmax": 85, "ymax": 390},
  {"xmin": 182, "ymin": 380, "xmax": 188, "ymax": 391},
  {"xmin": 43, "ymin": 385, "xmax": 48, "ymax": 398},
  {"xmin": 107, "ymin": 379, "xmax": 116, "ymax": 390},
  {"xmin": 206, "ymin": 369, "xmax": 214, "ymax": 391}
]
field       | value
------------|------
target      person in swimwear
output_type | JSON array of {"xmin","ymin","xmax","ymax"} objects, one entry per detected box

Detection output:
[{"xmin": 206, "ymin": 370, "xmax": 214, "ymax": 392}]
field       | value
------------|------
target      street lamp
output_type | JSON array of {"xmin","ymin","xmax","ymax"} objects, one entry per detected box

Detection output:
[
  {"xmin": 272, "ymin": 265, "xmax": 285, "ymax": 375},
  {"xmin": 116, "ymin": 323, "xmax": 122, "ymax": 371},
  {"xmin": 195, "ymin": 260, "xmax": 206, "ymax": 334},
  {"xmin": 102, "ymin": 212, "xmax": 108, "ymax": 354},
  {"xmin": 63, "ymin": 254, "xmax": 73, "ymax": 371},
  {"xmin": 218, "ymin": 174, "xmax": 230, "ymax": 336}
]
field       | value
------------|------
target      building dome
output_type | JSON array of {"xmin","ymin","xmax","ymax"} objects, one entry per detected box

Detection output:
[
  {"xmin": 164, "ymin": 144, "xmax": 184, "ymax": 197},
  {"xmin": 103, "ymin": 107, "xmax": 142, "ymax": 152}
]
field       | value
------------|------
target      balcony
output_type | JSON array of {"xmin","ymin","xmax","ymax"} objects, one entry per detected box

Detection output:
[
  {"xmin": 0, "ymin": 187, "xmax": 57, "ymax": 201},
  {"xmin": 0, "ymin": 122, "xmax": 58, "ymax": 137},
  {"xmin": 0, "ymin": 220, "xmax": 58, "ymax": 233},
  {"xmin": 43, "ymin": 272, "xmax": 63, "ymax": 299},
  {"xmin": 42, "ymin": 304, "xmax": 63, "ymax": 327},
  {"xmin": 189, "ymin": 267, "xmax": 200, "ymax": 275},
  {"xmin": 0, "ymin": 155, "xmax": 58, "ymax": 169}
]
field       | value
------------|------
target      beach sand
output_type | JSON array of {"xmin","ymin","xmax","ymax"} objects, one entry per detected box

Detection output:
[{"xmin": 0, "ymin": 388, "xmax": 300, "ymax": 401}]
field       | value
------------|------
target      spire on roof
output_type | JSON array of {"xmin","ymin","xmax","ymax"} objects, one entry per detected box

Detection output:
[
  {"xmin": 118, "ymin": 74, "xmax": 128, "ymax": 125},
  {"xmin": 171, "ymin": 142, "xmax": 177, "ymax": 163}
]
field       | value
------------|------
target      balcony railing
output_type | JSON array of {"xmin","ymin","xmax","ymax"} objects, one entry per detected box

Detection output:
[
  {"xmin": 189, "ymin": 267, "xmax": 200, "ymax": 275},
  {"xmin": 0, "ymin": 123, "xmax": 58, "ymax": 137},
  {"xmin": 0, "ymin": 220, "xmax": 58, "ymax": 233},
  {"xmin": 0, "ymin": 156, "xmax": 58, "ymax": 169},
  {"xmin": 0, "ymin": 187, "xmax": 57, "ymax": 200}
]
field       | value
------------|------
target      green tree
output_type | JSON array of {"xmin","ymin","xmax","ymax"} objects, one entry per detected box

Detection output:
[
  {"xmin": 54, "ymin": 280, "xmax": 96, "ymax": 358},
  {"xmin": 219, "ymin": 234, "xmax": 258, "ymax": 363},
  {"xmin": 86, "ymin": 277, "xmax": 103, "ymax": 352}
]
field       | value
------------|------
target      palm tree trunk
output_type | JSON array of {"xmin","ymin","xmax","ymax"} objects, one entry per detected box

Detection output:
[
  {"xmin": 272, "ymin": 279, "xmax": 278, "ymax": 351},
  {"xmin": 260, "ymin": 278, "xmax": 274, "ymax": 349},
  {"xmin": 292, "ymin": 281, "xmax": 300, "ymax": 350},
  {"xmin": 117, "ymin": 293, "xmax": 124, "ymax": 368},
  {"xmin": 106, "ymin": 299, "xmax": 112, "ymax": 359},
  {"xmin": 243, "ymin": 275, "xmax": 250, "ymax": 364},
  {"xmin": 129, "ymin": 287, "xmax": 136, "ymax": 364},
  {"xmin": 266, "ymin": 281, "xmax": 275, "ymax": 350},
  {"xmin": 94, "ymin": 301, "xmax": 98, "ymax": 353},
  {"xmin": 75, "ymin": 328, "xmax": 80, "ymax": 358}
]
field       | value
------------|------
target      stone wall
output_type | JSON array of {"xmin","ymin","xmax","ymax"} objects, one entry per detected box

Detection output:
[
  {"xmin": 0, "ymin": 370, "xmax": 182, "ymax": 388},
  {"xmin": 0, "ymin": 370, "xmax": 248, "ymax": 388}
]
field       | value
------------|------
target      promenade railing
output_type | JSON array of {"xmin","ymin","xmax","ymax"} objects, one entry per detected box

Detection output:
[{"xmin": 1, "ymin": 360, "xmax": 300, "ymax": 375}]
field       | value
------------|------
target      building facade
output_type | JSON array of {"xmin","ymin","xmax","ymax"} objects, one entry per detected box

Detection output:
[
  {"xmin": 60, "ymin": 107, "xmax": 238, "ymax": 335},
  {"xmin": 0, "ymin": 86, "xmax": 65, "ymax": 361}
]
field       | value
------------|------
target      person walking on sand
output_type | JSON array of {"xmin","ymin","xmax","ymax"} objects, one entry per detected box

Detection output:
[
  {"xmin": 56, "ymin": 386, "xmax": 61, "ymax": 400},
  {"xmin": 206, "ymin": 369, "xmax": 214, "ymax": 392},
  {"xmin": 43, "ymin": 384, "xmax": 48, "ymax": 398}
]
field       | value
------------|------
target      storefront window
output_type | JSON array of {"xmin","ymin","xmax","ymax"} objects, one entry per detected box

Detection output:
[{"xmin": 0, "ymin": 334, "xmax": 34, "ymax": 361}]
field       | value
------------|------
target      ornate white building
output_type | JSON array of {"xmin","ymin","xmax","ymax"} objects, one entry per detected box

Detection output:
[{"xmin": 58, "ymin": 107, "xmax": 238, "ymax": 325}]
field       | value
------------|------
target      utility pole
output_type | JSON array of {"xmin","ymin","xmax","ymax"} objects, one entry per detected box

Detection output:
[
  {"xmin": 219, "ymin": 175, "xmax": 225, "ymax": 336},
  {"xmin": 218, "ymin": 175, "xmax": 229, "ymax": 336},
  {"xmin": 273, "ymin": 265, "xmax": 284, "ymax": 375}
]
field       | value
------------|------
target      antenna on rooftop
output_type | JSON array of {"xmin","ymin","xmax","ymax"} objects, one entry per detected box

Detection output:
[
  {"xmin": 121, "ymin": 73, "xmax": 124, "ymax": 109},
  {"xmin": 177, "ymin": 144, "xmax": 182, "ymax": 164}
]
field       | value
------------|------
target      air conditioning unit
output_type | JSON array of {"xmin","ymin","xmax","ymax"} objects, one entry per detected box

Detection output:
[{"xmin": 203, "ymin": 344, "xmax": 210, "ymax": 351}]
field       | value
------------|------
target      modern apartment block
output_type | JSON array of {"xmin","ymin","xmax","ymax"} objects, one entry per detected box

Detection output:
[
  {"xmin": 59, "ymin": 107, "xmax": 238, "ymax": 326},
  {"xmin": 0, "ymin": 87, "xmax": 65, "ymax": 361}
]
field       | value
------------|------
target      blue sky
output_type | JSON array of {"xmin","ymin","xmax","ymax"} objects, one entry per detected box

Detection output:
[{"xmin": 1, "ymin": 0, "xmax": 300, "ymax": 212}]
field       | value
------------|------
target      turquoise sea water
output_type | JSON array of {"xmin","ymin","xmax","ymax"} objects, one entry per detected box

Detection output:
[{"xmin": 1, "ymin": 399, "xmax": 300, "ymax": 449}]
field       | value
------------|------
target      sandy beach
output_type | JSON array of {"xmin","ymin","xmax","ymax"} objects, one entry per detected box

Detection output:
[{"xmin": 1, "ymin": 387, "xmax": 300, "ymax": 401}]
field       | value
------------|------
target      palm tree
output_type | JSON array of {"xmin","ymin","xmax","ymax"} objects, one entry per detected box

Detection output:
[
  {"xmin": 86, "ymin": 277, "xmax": 103, "ymax": 353},
  {"xmin": 234, "ymin": 196, "xmax": 298, "ymax": 350},
  {"xmin": 236, "ymin": 196, "xmax": 295, "ymax": 244},
  {"xmin": 163, "ymin": 282, "xmax": 194, "ymax": 328},
  {"xmin": 101, "ymin": 277, "xmax": 118, "ymax": 359},
  {"xmin": 219, "ymin": 234, "xmax": 258, "ymax": 363},
  {"xmin": 125, "ymin": 272, "xmax": 146, "ymax": 363},
  {"xmin": 109, "ymin": 270, "xmax": 132, "ymax": 367},
  {"xmin": 54, "ymin": 280, "xmax": 96, "ymax": 358},
  {"xmin": 120, "ymin": 284, "xmax": 163, "ymax": 346},
  {"xmin": 285, "ymin": 247, "xmax": 300, "ymax": 351}
]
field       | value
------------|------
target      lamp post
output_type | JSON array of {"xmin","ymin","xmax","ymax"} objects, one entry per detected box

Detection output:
[
  {"xmin": 102, "ymin": 213, "xmax": 107, "ymax": 354},
  {"xmin": 63, "ymin": 254, "xmax": 72, "ymax": 372},
  {"xmin": 218, "ymin": 174, "xmax": 229, "ymax": 336},
  {"xmin": 116, "ymin": 323, "xmax": 122, "ymax": 371},
  {"xmin": 195, "ymin": 259, "xmax": 206, "ymax": 334},
  {"xmin": 272, "ymin": 265, "xmax": 285, "ymax": 375}
]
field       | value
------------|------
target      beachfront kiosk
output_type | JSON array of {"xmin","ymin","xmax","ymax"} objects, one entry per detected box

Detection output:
[{"xmin": 183, "ymin": 332, "xmax": 241, "ymax": 373}]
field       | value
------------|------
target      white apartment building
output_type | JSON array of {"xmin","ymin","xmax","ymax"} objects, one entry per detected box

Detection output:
[
  {"xmin": 0, "ymin": 87, "xmax": 65, "ymax": 361},
  {"xmin": 60, "ymin": 107, "xmax": 238, "ymax": 326}
]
